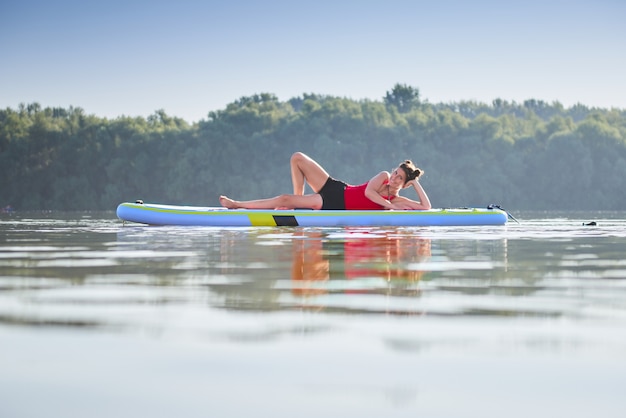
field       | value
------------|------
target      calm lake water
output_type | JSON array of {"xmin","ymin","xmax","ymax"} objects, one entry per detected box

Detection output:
[{"xmin": 1, "ymin": 211, "xmax": 625, "ymax": 417}]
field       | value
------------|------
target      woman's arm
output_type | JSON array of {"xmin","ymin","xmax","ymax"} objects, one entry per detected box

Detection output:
[
  {"xmin": 393, "ymin": 180, "xmax": 432, "ymax": 210},
  {"xmin": 364, "ymin": 172, "xmax": 395, "ymax": 209}
]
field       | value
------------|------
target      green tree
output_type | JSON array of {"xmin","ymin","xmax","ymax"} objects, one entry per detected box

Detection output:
[{"xmin": 384, "ymin": 83, "xmax": 420, "ymax": 113}]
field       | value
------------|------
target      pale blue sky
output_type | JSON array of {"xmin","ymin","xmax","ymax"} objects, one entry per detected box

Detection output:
[{"xmin": 1, "ymin": 0, "xmax": 624, "ymax": 122}]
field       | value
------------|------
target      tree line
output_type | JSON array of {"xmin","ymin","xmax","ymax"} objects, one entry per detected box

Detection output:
[{"xmin": 1, "ymin": 85, "xmax": 625, "ymax": 212}]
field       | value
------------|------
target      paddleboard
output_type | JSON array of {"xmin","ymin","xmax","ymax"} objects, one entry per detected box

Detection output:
[{"xmin": 116, "ymin": 202, "xmax": 509, "ymax": 227}]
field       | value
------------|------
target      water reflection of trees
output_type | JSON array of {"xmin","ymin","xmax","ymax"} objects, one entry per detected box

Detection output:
[{"xmin": 115, "ymin": 227, "xmax": 543, "ymax": 316}]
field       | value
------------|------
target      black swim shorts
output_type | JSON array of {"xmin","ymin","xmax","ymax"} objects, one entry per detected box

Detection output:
[{"xmin": 318, "ymin": 177, "xmax": 347, "ymax": 210}]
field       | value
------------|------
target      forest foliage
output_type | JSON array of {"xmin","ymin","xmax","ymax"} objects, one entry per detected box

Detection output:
[{"xmin": 1, "ymin": 85, "xmax": 626, "ymax": 211}]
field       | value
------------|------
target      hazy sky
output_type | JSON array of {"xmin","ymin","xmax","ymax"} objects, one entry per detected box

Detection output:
[{"xmin": 2, "ymin": 0, "xmax": 624, "ymax": 122}]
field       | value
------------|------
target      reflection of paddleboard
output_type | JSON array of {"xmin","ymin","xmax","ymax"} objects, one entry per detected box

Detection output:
[{"xmin": 116, "ymin": 202, "xmax": 508, "ymax": 227}]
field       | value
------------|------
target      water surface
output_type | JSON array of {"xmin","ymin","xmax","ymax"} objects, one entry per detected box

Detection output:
[{"xmin": 1, "ymin": 212, "xmax": 625, "ymax": 417}]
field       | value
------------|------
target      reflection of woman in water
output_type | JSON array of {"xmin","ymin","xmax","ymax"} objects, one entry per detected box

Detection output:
[
  {"xmin": 291, "ymin": 230, "xmax": 432, "ymax": 297},
  {"xmin": 291, "ymin": 231, "xmax": 330, "ymax": 296},
  {"xmin": 343, "ymin": 233, "xmax": 431, "ymax": 282}
]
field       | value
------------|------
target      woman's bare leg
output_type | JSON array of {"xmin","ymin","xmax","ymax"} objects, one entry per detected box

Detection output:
[
  {"xmin": 220, "ymin": 194, "xmax": 323, "ymax": 210},
  {"xmin": 290, "ymin": 152, "xmax": 331, "ymax": 195}
]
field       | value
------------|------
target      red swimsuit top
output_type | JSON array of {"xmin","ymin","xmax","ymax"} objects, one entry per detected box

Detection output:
[{"xmin": 343, "ymin": 182, "xmax": 395, "ymax": 210}]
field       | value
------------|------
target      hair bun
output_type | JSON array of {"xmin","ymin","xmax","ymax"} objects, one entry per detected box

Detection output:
[{"xmin": 399, "ymin": 160, "xmax": 423, "ymax": 181}]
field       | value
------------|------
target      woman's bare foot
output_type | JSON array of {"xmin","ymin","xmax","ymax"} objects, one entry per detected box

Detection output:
[{"xmin": 219, "ymin": 195, "xmax": 240, "ymax": 209}]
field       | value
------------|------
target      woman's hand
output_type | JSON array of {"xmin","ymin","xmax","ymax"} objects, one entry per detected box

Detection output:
[{"xmin": 403, "ymin": 179, "xmax": 419, "ymax": 189}]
